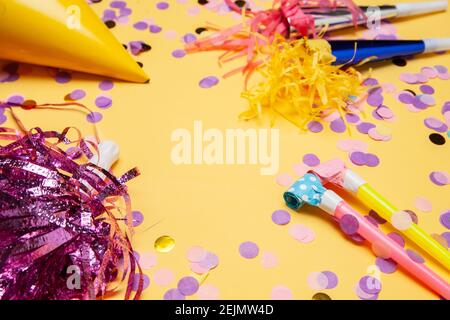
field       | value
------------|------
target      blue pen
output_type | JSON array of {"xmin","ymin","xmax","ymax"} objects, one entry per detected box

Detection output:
[{"xmin": 328, "ymin": 39, "xmax": 450, "ymax": 65}]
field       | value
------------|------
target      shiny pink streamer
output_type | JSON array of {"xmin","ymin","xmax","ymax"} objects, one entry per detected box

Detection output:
[{"xmin": 0, "ymin": 103, "xmax": 142, "ymax": 300}]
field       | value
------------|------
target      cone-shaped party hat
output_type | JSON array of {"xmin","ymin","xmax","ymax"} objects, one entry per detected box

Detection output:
[{"xmin": 0, "ymin": 0, "xmax": 149, "ymax": 83}]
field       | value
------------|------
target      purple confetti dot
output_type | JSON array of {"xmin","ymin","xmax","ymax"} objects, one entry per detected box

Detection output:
[
  {"xmin": 7, "ymin": 95, "xmax": 24, "ymax": 105},
  {"xmin": 357, "ymin": 122, "xmax": 375, "ymax": 134},
  {"xmin": 365, "ymin": 215, "xmax": 379, "ymax": 227},
  {"xmin": 442, "ymin": 232, "xmax": 450, "ymax": 247},
  {"xmin": 369, "ymin": 210, "xmax": 387, "ymax": 225},
  {"xmin": 86, "ymin": 112, "xmax": 103, "ymax": 123},
  {"xmin": 398, "ymin": 92, "xmax": 415, "ymax": 104},
  {"xmin": 271, "ymin": 210, "xmax": 291, "ymax": 225},
  {"xmin": 110, "ymin": 1, "xmax": 126, "ymax": 8},
  {"xmin": 330, "ymin": 117, "xmax": 346, "ymax": 133},
  {"xmin": 365, "ymin": 153, "xmax": 380, "ymax": 167},
  {"xmin": 322, "ymin": 271, "xmax": 338, "ymax": 289},
  {"xmin": 363, "ymin": 78, "xmax": 379, "ymax": 86},
  {"xmin": 372, "ymin": 108, "xmax": 383, "ymax": 120},
  {"xmin": 199, "ymin": 76, "xmax": 219, "ymax": 88},
  {"xmin": 429, "ymin": 172, "xmax": 449, "ymax": 186},
  {"xmin": 387, "ymin": 232, "xmax": 405, "ymax": 247},
  {"xmin": 345, "ymin": 113, "xmax": 360, "ymax": 124},
  {"xmin": 339, "ymin": 214, "xmax": 359, "ymax": 235},
  {"xmin": 349, "ymin": 151, "xmax": 367, "ymax": 166},
  {"xmin": 132, "ymin": 211, "xmax": 144, "ymax": 227},
  {"xmin": 424, "ymin": 117, "xmax": 448, "ymax": 133},
  {"xmin": 103, "ymin": 9, "xmax": 116, "ymax": 20},
  {"xmin": 302, "ymin": 153, "xmax": 320, "ymax": 167},
  {"xmin": 183, "ymin": 33, "xmax": 197, "ymax": 44},
  {"xmin": 172, "ymin": 49, "xmax": 186, "ymax": 58},
  {"xmin": 95, "ymin": 95, "xmax": 112, "ymax": 109},
  {"xmin": 133, "ymin": 21, "xmax": 148, "ymax": 30},
  {"xmin": 420, "ymin": 85, "xmax": 435, "ymax": 95},
  {"xmin": 307, "ymin": 121, "xmax": 323, "ymax": 133},
  {"xmin": 119, "ymin": 7, "xmax": 132, "ymax": 16},
  {"xmin": 349, "ymin": 233, "xmax": 365, "ymax": 244},
  {"xmin": 413, "ymin": 96, "xmax": 429, "ymax": 110},
  {"xmin": 69, "ymin": 89, "xmax": 86, "ymax": 100},
  {"xmin": 150, "ymin": 25, "xmax": 162, "ymax": 33},
  {"xmin": 442, "ymin": 101, "xmax": 450, "ymax": 114},
  {"xmin": 164, "ymin": 288, "xmax": 186, "ymax": 300},
  {"xmin": 406, "ymin": 249, "xmax": 425, "ymax": 264},
  {"xmin": 55, "ymin": 71, "xmax": 71, "ymax": 84},
  {"xmin": 367, "ymin": 93, "xmax": 384, "ymax": 107},
  {"xmin": 435, "ymin": 65, "xmax": 448, "ymax": 74},
  {"xmin": 177, "ymin": 276, "xmax": 199, "ymax": 296},
  {"xmin": 440, "ymin": 210, "xmax": 450, "ymax": 229},
  {"xmin": 359, "ymin": 276, "xmax": 382, "ymax": 294},
  {"xmin": 99, "ymin": 80, "xmax": 114, "ymax": 91},
  {"xmin": 156, "ymin": 1, "xmax": 169, "ymax": 9},
  {"xmin": 239, "ymin": 241, "xmax": 259, "ymax": 259},
  {"xmin": 199, "ymin": 252, "xmax": 219, "ymax": 269},
  {"xmin": 376, "ymin": 257, "xmax": 397, "ymax": 274},
  {"xmin": 132, "ymin": 274, "xmax": 150, "ymax": 291}
]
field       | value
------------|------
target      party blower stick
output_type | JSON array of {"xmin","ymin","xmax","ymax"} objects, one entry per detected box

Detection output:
[
  {"xmin": 0, "ymin": 0, "xmax": 149, "ymax": 83},
  {"xmin": 309, "ymin": 159, "xmax": 450, "ymax": 271},
  {"xmin": 327, "ymin": 39, "xmax": 450, "ymax": 65},
  {"xmin": 310, "ymin": 1, "xmax": 448, "ymax": 32},
  {"xmin": 284, "ymin": 173, "xmax": 450, "ymax": 299}
]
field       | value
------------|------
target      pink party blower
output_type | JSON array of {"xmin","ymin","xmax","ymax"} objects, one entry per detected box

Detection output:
[{"xmin": 284, "ymin": 173, "xmax": 450, "ymax": 299}]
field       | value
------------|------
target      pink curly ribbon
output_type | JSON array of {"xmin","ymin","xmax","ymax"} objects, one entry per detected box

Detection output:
[
  {"xmin": 186, "ymin": 0, "xmax": 364, "ymax": 82},
  {"xmin": 0, "ymin": 102, "xmax": 142, "ymax": 300}
]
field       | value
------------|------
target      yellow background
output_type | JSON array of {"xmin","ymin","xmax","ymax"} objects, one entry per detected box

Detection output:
[{"xmin": 0, "ymin": 0, "xmax": 449, "ymax": 299}]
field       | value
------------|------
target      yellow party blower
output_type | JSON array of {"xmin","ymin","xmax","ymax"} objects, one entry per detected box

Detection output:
[
  {"xmin": 0, "ymin": 0, "xmax": 149, "ymax": 83},
  {"xmin": 311, "ymin": 159, "xmax": 450, "ymax": 271}
]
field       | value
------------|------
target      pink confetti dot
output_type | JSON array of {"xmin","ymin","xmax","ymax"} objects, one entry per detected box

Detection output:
[
  {"xmin": 153, "ymin": 268, "xmax": 174, "ymax": 286},
  {"xmin": 260, "ymin": 252, "xmax": 278, "ymax": 268},
  {"xmin": 140, "ymin": 252, "xmax": 158, "ymax": 269},
  {"xmin": 414, "ymin": 197, "xmax": 432, "ymax": 213},
  {"xmin": 270, "ymin": 285, "xmax": 293, "ymax": 300},
  {"xmin": 187, "ymin": 246, "xmax": 207, "ymax": 262},
  {"xmin": 275, "ymin": 173, "xmax": 293, "ymax": 186},
  {"xmin": 197, "ymin": 284, "xmax": 220, "ymax": 300}
]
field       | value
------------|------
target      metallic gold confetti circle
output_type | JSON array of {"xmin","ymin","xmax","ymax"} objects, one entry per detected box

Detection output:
[
  {"xmin": 154, "ymin": 235, "xmax": 175, "ymax": 253},
  {"xmin": 312, "ymin": 292, "xmax": 331, "ymax": 300}
]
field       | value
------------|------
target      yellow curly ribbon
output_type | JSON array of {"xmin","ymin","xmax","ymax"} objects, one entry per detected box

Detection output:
[{"xmin": 240, "ymin": 36, "xmax": 364, "ymax": 129}]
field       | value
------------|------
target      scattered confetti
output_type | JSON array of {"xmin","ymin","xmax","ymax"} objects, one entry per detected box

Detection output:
[
  {"xmin": 140, "ymin": 252, "xmax": 158, "ymax": 269},
  {"xmin": 131, "ymin": 273, "xmax": 150, "ymax": 291},
  {"xmin": 131, "ymin": 210, "xmax": 144, "ymax": 227},
  {"xmin": 239, "ymin": 241, "xmax": 259, "ymax": 259},
  {"xmin": 376, "ymin": 257, "xmax": 397, "ymax": 274},
  {"xmin": 391, "ymin": 211, "xmax": 413, "ymax": 230},
  {"xmin": 95, "ymin": 94, "xmax": 113, "ymax": 109},
  {"xmin": 197, "ymin": 284, "xmax": 220, "ymax": 300},
  {"xmin": 276, "ymin": 173, "xmax": 293, "ymax": 186},
  {"xmin": 406, "ymin": 249, "xmax": 425, "ymax": 264},
  {"xmin": 199, "ymin": 76, "xmax": 219, "ymax": 88},
  {"xmin": 414, "ymin": 197, "xmax": 432, "ymax": 213},
  {"xmin": 429, "ymin": 171, "xmax": 449, "ymax": 186},
  {"xmin": 270, "ymin": 285, "xmax": 293, "ymax": 300},
  {"xmin": 164, "ymin": 288, "xmax": 185, "ymax": 300},
  {"xmin": 68, "ymin": 89, "xmax": 86, "ymax": 100},
  {"xmin": 153, "ymin": 268, "xmax": 175, "ymax": 286},
  {"xmin": 86, "ymin": 112, "xmax": 103, "ymax": 123},
  {"xmin": 440, "ymin": 210, "xmax": 450, "ymax": 229},
  {"xmin": 271, "ymin": 210, "xmax": 291, "ymax": 225},
  {"xmin": 99, "ymin": 80, "xmax": 114, "ymax": 91},
  {"xmin": 302, "ymin": 153, "xmax": 320, "ymax": 167},
  {"xmin": 177, "ymin": 276, "xmax": 199, "ymax": 296},
  {"xmin": 260, "ymin": 252, "xmax": 278, "ymax": 269},
  {"xmin": 339, "ymin": 214, "xmax": 359, "ymax": 235},
  {"xmin": 289, "ymin": 224, "xmax": 316, "ymax": 243},
  {"xmin": 187, "ymin": 246, "xmax": 207, "ymax": 262}
]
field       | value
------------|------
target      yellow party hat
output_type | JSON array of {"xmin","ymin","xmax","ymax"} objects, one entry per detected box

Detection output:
[{"xmin": 0, "ymin": 0, "xmax": 149, "ymax": 83}]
